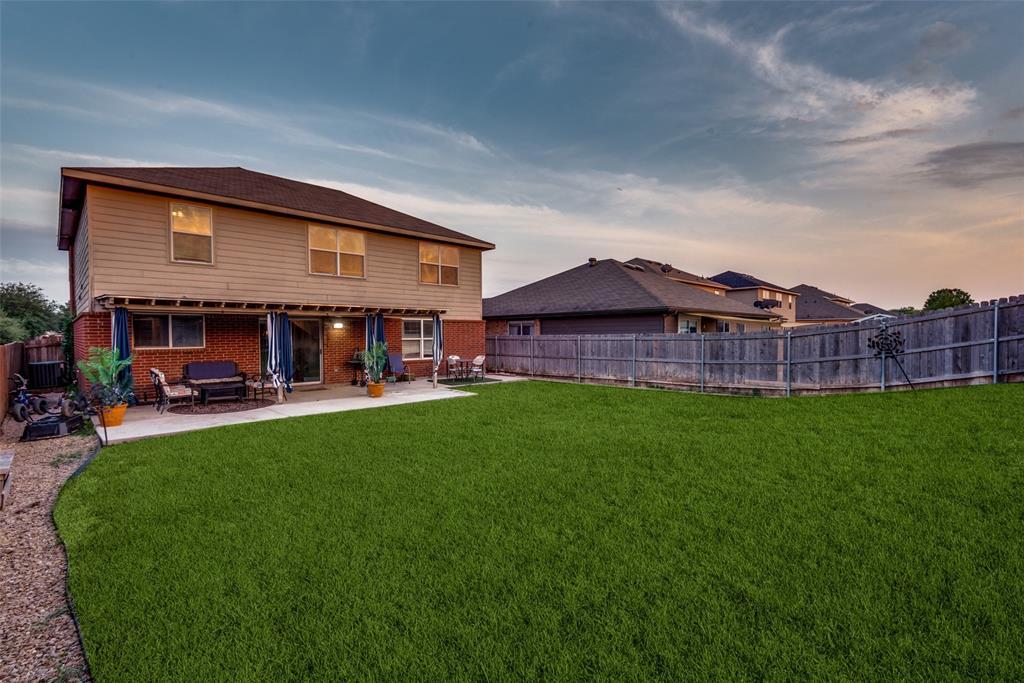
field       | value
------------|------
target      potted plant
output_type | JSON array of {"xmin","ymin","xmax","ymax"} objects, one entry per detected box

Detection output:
[
  {"xmin": 77, "ymin": 346, "xmax": 135, "ymax": 426},
  {"xmin": 361, "ymin": 342, "xmax": 388, "ymax": 398}
]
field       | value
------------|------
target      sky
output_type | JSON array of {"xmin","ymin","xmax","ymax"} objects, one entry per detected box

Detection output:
[{"xmin": 1, "ymin": 1, "xmax": 1022, "ymax": 309}]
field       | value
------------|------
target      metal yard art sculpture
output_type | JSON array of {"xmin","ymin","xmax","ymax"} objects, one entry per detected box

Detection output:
[{"xmin": 867, "ymin": 325, "xmax": 914, "ymax": 390}]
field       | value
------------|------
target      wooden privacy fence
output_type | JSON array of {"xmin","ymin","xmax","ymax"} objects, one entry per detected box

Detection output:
[
  {"xmin": 0, "ymin": 342, "xmax": 26, "ymax": 419},
  {"xmin": 486, "ymin": 296, "xmax": 1023, "ymax": 395},
  {"xmin": 24, "ymin": 333, "xmax": 64, "ymax": 363}
]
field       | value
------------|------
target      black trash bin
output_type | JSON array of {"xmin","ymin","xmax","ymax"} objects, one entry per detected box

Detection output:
[{"xmin": 28, "ymin": 360, "xmax": 65, "ymax": 389}]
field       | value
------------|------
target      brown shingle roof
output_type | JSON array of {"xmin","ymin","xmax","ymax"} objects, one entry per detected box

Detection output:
[
  {"xmin": 790, "ymin": 284, "xmax": 861, "ymax": 321},
  {"xmin": 61, "ymin": 166, "xmax": 493, "ymax": 248},
  {"xmin": 709, "ymin": 270, "xmax": 797, "ymax": 294},
  {"xmin": 625, "ymin": 258, "xmax": 725, "ymax": 289},
  {"xmin": 483, "ymin": 259, "xmax": 777, "ymax": 320}
]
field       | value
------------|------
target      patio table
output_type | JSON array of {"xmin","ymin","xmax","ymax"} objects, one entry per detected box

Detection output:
[{"xmin": 189, "ymin": 379, "xmax": 246, "ymax": 405}]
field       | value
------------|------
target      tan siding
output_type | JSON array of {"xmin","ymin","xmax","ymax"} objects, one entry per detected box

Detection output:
[
  {"xmin": 723, "ymin": 287, "xmax": 795, "ymax": 323},
  {"xmin": 85, "ymin": 186, "xmax": 484, "ymax": 319},
  {"xmin": 73, "ymin": 199, "xmax": 92, "ymax": 313}
]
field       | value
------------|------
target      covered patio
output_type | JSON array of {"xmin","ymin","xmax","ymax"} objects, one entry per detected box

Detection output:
[{"xmin": 97, "ymin": 381, "xmax": 473, "ymax": 444}]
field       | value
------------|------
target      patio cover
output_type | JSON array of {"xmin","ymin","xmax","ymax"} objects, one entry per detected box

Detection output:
[{"xmin": 94, "ymin": 294, "xmax": 445, "ymax": 317}]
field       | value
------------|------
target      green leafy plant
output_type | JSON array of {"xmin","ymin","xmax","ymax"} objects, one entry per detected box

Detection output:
[
  {"xmin": 77, "ymin": 346, "xmax": 135, "ymax": 407},
  {"xmin": 360, "ymin": 342, "xmax": 388, "ymax": 384},
  {"xmin": 923, "ymin": 288, "xmax": 973, "ymax": 311}
]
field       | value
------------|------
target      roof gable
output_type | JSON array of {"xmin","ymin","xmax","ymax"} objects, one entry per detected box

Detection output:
[
  {"xmin": 790, "ymin": 284, "xmax": 862, "ymax": 321},
  {"xmin": 60, "ymin": 166, "xmax": 493, "ymax": 250}
]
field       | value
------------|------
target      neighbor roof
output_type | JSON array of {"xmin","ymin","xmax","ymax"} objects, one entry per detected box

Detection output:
[
  {"xmin": 625, "ymin": 258, "xmax": 726, "ymax": 289},
  {"xmin": 849, "ymin": 302, "xmax": 890, "ymax": 316},
  {"xmin": 58, "ymin": 167, "xmax": 493, "ymax": 250},
  {"xmin": 483, "ymin": 259, "xmax": 777, "ymax": 320},
  {"xmin": 790, "ymin": 284, "xmax": 862, "ymax": 321},
  {"xmin": 709, "ymin": 270, "xmax": 796, "ymax": 294}
]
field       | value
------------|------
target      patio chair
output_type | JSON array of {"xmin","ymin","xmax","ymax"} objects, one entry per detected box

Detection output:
[
  {"xmin": 446, "ymin": 355, "xmax": 462, "ymax": 380},
  {"xmin": 468, "ymin": 355, "xmax": 486, "ymax": 381},
  {"xmin": 245, "ymin": 373, "xmax": 278, "ymax": 402},
  {"xmin": 387, "ymin": 353, "xmax": 410, "ymax": 382},
  {"xmin": 150, "ymin": 368, "xmax": 197, "ymax": 413}
]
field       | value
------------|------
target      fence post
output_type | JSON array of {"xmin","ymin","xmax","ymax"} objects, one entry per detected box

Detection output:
[
  {"xmin": 632, "ymin": 334, "xmax": 637, "ymax": 387},
  {"xmin": 699, "ymin": 334, "xmax": 705, "ymax": 393},
  {"xmin": 529, "ymin": 335, "xmax": 534, "ymax": 377},
  {"xmin": 879, "ymin": 321, "xmax": 887, "ymax": 392},
  {"xmin": 992, "ymin": 302, "xmax": 1000, "ymax": 384},
  {"xmin": 577, "ymin": 335, "xmax": 582, "ymax": 383},
  {"xmin": 785, "ymin": 331, "xmax": 792, "ymax": 398}
]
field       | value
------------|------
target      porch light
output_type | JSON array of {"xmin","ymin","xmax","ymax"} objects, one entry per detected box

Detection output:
[{"xmin": 329, "ymin": 319, "xmax": 345, "ymax": 329}]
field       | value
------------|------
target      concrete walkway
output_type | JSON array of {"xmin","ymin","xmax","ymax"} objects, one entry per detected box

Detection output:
[{"xmin": 98, "ymin": 381, "xmax": 473, "ymax": 444}]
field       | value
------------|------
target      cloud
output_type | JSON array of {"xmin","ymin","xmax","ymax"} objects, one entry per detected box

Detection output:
[
  {"xmin": 0, "ymin": 257, "xmax": 68, "ymax": 302},
  {"xmin": 827, "ymin": 128, "xmax": 933, "ymax": 146},
  {"xmin": 918, "ymin": 21, "xmax": 972, "ymax": 57},
  {"xmin": 4, "ymin": 71, "xmax": 492, "ymax": 167},
  {"xmin": 357, "ymin": 113, "xmax": 492, "ymax": 154},
  {"xmin": 0, "ymin": 185, "xmax": 59, "ymax": 225},
  {"xmin": 916, "ymin": 142, "xmax": 1024, "ymax": 188},
  {"xmin": 1001, "ymin": 105, "xmax": 1024, "ymax": 121},
  {"xmin": 3, "ymin": 144, "xmax": 164, "ymax": 168},
  {"xmin": 661, "ymin": 7, "xmax": 976, "ymax": 140}
]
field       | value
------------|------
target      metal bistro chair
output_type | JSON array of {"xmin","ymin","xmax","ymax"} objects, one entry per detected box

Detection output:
[
  {"xmin": 150, "ymin": 368, "xmax": 197, "ymax": 413},
  {"xmin": 446, "ymin": 355, "xmax": 462, "ymax": 380},
  {"xmin": 468, "ymin": 355, "xmax": 486, "ymax": 381}
]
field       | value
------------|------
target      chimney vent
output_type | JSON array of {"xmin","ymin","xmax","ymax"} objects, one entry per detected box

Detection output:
[
  {"xmin": 588, "ymin": 257, "xmax": 598, "ymax": 267},
  {"xmin": 660, "ymin": 263, "xmax": 672, "ymax": 273}
]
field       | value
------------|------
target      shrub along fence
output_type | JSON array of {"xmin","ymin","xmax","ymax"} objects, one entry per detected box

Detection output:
[{"xmin": 485, "ymin": 296, "xmax": 1023, "ymax": 395}]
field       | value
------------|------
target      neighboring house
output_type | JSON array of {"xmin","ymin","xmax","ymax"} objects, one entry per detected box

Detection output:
[
  {"xmin": 709, "ymin": 271, "xmax": 800, "ymax": 323},
  {"xmin": 59, "ymin": 167, "xmax": 494, "ymax": 388},
  {"xmin": 789, "ymin": 284, "xmax": 889, "ymax": 326},
  {"xmin": 483, "ymin": 257, "xmax": 781, "ymax": 336}
]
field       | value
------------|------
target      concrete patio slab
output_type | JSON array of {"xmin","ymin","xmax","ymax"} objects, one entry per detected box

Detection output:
[{"xmin": 97, "ymin": 381, "xmax": 474, "ymax": 444}]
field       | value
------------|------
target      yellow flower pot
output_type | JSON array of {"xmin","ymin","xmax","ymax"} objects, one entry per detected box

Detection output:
[{"xmin": 101, "ymin": 403, "xmax": 128, "ymax": 427}]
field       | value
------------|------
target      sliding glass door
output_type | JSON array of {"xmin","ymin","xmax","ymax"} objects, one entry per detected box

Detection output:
[{"xmin": 259, "ymin": 318, "xmax": 322, "ymax": 384}]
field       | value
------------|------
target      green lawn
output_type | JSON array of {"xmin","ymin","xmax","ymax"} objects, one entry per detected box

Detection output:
[{"xmin": 55, "ymin": 382, "xmax": 1024, "ymax": 681}]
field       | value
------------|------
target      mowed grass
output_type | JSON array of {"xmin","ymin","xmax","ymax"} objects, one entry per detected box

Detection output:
[{"xmin": 55, "ymin": 382, "xmax": 1024, "ymax": 681}]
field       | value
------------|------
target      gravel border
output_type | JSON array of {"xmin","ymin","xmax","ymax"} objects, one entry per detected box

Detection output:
[{"xmin": 0, "ymin": 417, "xmax": 99, "ymax": 682}]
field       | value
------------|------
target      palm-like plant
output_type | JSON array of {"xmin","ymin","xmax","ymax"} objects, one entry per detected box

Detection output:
[
  {"xmin": 360, "ymin": 342, "xmax": 388, "ymax": 384},
  {"xmin": 77, "ymin": 346, "xmax": 135, "ymax": 407}
]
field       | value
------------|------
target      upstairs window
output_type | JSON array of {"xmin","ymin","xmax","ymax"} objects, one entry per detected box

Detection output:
[
  {"xmin": 420, "ymin": 243, "xmax": 459, "ymax": 286},
  {"xmin": 309, "ymin": 226, "xmax": 365, "ymax": 277},
  {"xmin": 170, "ymin": 203, "xmax": 213, "ymax": 263}
]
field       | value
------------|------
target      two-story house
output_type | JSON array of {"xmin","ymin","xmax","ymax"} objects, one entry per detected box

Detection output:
[
  {"xmin": 708, "ymin": 271, "xmax": 800, "ymax": 324},
  {"xmin": 59, "ymin": 167, "xmax": 494, "ymax": 388}
]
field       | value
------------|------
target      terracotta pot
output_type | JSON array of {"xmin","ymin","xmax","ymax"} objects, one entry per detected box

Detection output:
[
  {"xmin": 101, "ymin": 403, "xmax": 128, "ymax": 427},
  {"xmin": 366, "ymin": 382, "xmax": 385, "ymax": 398}
]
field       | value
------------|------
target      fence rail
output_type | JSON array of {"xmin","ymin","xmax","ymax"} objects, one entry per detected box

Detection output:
[{"xmin": 485, "ymin": 296, "xmax": 1023, "ymax": 395}]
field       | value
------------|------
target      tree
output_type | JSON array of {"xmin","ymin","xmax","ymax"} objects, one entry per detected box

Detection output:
[
  {"xmin": 0, "ymin": 308, "xmax": 29, "ymax": 344},
  {"xmin": 0, "ymin": 282, "xmax": 64, "ymax": 338},
  {"xmin": 893, "ymin": 306, "xmax": 919, "ymax": 316},
  {"xmin": 923, "ymin": 288, "xmax": 973, "ymax": 311}
]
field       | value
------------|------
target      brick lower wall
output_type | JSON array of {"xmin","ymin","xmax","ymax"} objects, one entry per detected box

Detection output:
[
  {"xmin": 73, "ymin": 312, "xmax": 260, "ymax": 391},
  {"xmin": 72, "ymin": 312, "xmax": 486, "ymax": 389}
]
